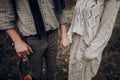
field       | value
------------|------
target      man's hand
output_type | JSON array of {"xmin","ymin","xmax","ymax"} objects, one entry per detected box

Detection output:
[
  {"xmin": 14, "ymin": 39, "xmax": 33, "ymax": 58},
  {"xmin": 6, "ymin": 29, "xmax": 33, "ymax": 58}
]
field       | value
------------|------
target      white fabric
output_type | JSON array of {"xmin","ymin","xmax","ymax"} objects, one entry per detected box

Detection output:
[
  {"xmin": 68, "ymin": 0, "xmax": 120, "ymax": 60},
  {"xmin": 68, "ymin": 0, "xmax": 120, "ymax": 80}
]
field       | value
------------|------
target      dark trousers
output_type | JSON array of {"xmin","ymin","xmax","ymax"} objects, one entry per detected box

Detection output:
[{"xmin": 25, "ymin": 29, "xmax": 58, "ymax": 80}]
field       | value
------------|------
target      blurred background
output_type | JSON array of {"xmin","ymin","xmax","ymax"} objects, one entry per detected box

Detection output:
[{"xmin": 0, "ymin": 0, "xmax": 120, "ymax": 80}]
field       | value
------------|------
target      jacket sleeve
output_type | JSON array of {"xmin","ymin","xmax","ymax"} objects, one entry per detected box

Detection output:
[
  {"xmin": 58, "ymin": 9, "xmax": 68, "ymax": 25},
  {"xmin": 83, "ymin": 0, "xmax": 120, "ymax": 60},
  {"xmin": 0, "ymin": 0, "xmax": 15, "ymax": 30}
]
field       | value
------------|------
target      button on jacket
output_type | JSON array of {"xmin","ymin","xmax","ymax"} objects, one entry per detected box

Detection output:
[{"xmin": 0, "ymin": 0, "xmax": 68, "ymax": 36}]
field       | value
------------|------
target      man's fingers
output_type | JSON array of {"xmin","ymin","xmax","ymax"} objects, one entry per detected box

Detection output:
[
  {"xmin": 17, "ymin": 48, "xmax": 32, "ymax": 57},
  {"xmin": 62, "ymin": 42, "xmax": 69, "ymax": 48},
  {"xmin": 60, "ymin": 44, "xmax": 62, "ymax": 48},
  {"xmin": 62, "ymin": 44, "xmax": 66, "ymax": 49},
  {"xmin": 17, "ymin": 50, "xmax": 28, "ymax": 57},
  {"xmin": 17, "ymin": 51, "xmax": 24, "ymax": 58},
  {"xmin": 18, "ymin": 53, "xmax": 22, "ymax": 58},
  {"xmin": 28, "ymin": 46, "xmax": 33, "ymax": 53},
  {"xmin": 62, "ymin": 40, "xmax": 71, "ymax": 47},
  {"xmin": 25, "ymin": 49, "xmax": 30, "ymax": 55},
  {"xmin": 60, "ymin": 43, "xmax": 63, "ymax": 48}
]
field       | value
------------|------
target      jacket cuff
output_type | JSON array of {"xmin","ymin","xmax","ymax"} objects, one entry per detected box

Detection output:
[
  {"xmin": 58, "ymin": 10, "xmax": 68, "ymax": 24},
  {"xmin": 0, "ymin": 22, "xmax": 15, "ymax": 31},
  {"xmin": 59, "ymin": 16, "xmax": 68, "ymax": 24}
]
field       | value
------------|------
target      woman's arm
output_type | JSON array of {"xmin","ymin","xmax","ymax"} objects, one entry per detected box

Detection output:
[{"xmin": 83, "ymin": 0, "xmax": 120, "ymax": 60}]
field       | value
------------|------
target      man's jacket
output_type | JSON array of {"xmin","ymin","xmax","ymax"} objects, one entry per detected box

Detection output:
[{"xmin": 0, "ymin": 0, "xmax": 68, "ymax": 36}]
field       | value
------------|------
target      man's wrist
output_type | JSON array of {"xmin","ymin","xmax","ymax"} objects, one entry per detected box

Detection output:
[
  {"xmin": 62, "ymin": 33, "xmax": 68, "ymax": 38},
  {"xmin": 13, "ymin": 37, "xmax": 23, "ymax": 43},
  {"xmin": 6, "ymin": 29, "xmax": 23, "ymax": 43},
  {"xmin": 60, "ymin": 24, "xmax": 68, "ymax": 38}
]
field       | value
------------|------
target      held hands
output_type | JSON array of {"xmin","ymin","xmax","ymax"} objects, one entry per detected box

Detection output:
[
  {"xmin": 60, "ymin": 24, "xmax": 71, "ymax": 49},
  {"xmin": 14, "ymin": 39, "xmax": 33, "ymax": 58},
  {"xmin": 60, "ymin": 34, "xmax": 71, "ymax": 49}
]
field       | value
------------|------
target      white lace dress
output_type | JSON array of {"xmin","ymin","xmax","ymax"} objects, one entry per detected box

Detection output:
[{"xmin": 68, "ymin": 0, "xmax": 120, "ymax": 80}]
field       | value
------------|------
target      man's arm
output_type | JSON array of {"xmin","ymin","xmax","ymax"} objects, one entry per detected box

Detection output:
[
  {"xmin": 58, "ymin": 10, "xmax": 71, "ymax": 48},
  {"xmin": 83, "ymin": 0, "xmax": 120, "ymax": 60},
  {"xmin": 0, "ymin": 0, "xmax": 32, "ymax": 57},
  {"xmin": 6, "ymin": 29, "xmax": 33, "ymax": 57},
  {"xmin": 60, "ymin": 24, "xmax": 71, "ymax": 48}
]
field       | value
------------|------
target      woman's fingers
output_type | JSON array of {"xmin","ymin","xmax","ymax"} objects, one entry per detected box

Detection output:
[
  {"xmin": 62, "ymin": 40, "xmax": 71, "ymax": 48},
  {"xmin": 61, "ymin": 36, "xmax": 71, "ymax": 48}
]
